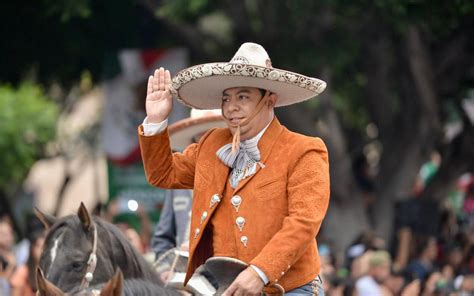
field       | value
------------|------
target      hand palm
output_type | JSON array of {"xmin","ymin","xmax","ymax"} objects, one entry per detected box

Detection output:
[{"xmin": 146, "ymin": 68, "xmax": 173, "ymax": 123}]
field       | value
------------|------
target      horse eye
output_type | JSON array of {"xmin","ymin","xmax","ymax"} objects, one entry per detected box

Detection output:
[{"xmin": 71, "ymin": 261, "xmax": 83, "ymax": 270}]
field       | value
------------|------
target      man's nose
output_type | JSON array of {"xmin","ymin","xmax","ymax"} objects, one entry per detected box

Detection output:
[{"xmin": 226, "ymin": 97, "xmax": 240, "ymax": 112}]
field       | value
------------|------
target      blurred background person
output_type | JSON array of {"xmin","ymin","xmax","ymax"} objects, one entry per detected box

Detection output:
[
  {"xmin": 0, "ymin": 215, "xmax": 16, "ymax": 295},
  {"xmin": 355, "ymin": 250, "xmax": 392, "ymax": 295},
  {"xmin": 10, "ymin": 224, "xmax": 45, "ymax": 296}
]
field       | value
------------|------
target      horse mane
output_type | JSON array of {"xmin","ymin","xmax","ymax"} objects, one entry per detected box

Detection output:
[
  {"xmin": 93, "ymin": 218, "xmax": 161, "ymax": 283},
  {"xmin": 69, "ymin": 278, "xmax": 181, "ymax": 296},
  {"xmin": 121, "ymin": 279, "xmax": 180, "ymax": 296}
]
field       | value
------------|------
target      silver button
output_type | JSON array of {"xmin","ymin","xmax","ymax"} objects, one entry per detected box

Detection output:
[
  {"xmin": 200, "ymin": 211, "xmax": 208, "ymax": 224},
  {"xmin": 240, "ymin": 236, "xmax": 248, "ymax": 247},
  {"xmin": 209, "ymin": 194, "xmax": 221, "ymax": 208},
  {"xmin": 231, "ymin": 195, "xmax": 242, "ymax": 212},
  {"xmin": 194, "ymin": 228, "xmax": 200, "ymax": 239},
  {"xmin": 236, "ymin": 216, "xmax": 245, "ymax": 231},
  {"xmin": 281, "ymin": 271, "xmax": 285, "ymax": 276}
]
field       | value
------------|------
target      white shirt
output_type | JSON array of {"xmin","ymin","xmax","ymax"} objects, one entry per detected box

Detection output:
[{"xmin": 356, "ymin": 275, "xmax": 382, "ymax": 296}]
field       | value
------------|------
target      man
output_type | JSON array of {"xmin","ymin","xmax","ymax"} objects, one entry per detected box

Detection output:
[
  {"xmin": 139, "ymin": 42, "xmax": 330, "ymax": 295},
  {"xmin": 355, "ymin": 251, "xmax": 392, "ymax": 295}
]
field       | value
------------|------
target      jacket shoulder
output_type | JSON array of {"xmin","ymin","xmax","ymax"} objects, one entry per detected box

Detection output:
[{"xmin": 281, "ymin": 128, "xmax": 328, "ymax": 154}]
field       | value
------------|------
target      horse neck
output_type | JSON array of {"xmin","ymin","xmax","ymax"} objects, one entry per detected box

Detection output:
[
  {"xmin": 74, "ymin": 279, "xmax": 180, "ymax": 296},
  {"xmin": 95, "ymin": 220, "xmax": 161, "ymax": 283}
]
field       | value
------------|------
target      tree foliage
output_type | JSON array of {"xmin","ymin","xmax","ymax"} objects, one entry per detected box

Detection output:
[
  {"xmin": 0, "ymin": 0, "xmax": 157, "ymax": 87},
  {"xmin": 0, "ymin": 83, "xmax": 58, "ymax": 194}
]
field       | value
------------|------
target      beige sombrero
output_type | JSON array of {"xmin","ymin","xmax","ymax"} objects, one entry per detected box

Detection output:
[
  {"xmin": 170, "ymin": 42, "xmax": 327, "ymax": 109},
  {"xmin": 169, "ymin": 109, "xmax": 226, "ymax": 151}
]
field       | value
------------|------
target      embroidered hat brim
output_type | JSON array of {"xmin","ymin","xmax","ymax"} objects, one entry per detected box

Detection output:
[
  {"xmin": 171, "ymin": 62, "xmax": 327, "ymax": 109},
  {"xmin": 169, "ymin": 115, "xmax": 226, "ymax": 151}
]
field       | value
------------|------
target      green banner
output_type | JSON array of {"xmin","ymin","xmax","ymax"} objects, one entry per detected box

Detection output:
[{"xmin": 107, "ymin": 160, "xmax": 165, "ymax": 228}]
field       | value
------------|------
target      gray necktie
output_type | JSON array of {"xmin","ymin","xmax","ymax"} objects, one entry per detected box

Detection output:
[{"xmin": 216, "ymin": 140, "xmax": 261, "ymax": 188}]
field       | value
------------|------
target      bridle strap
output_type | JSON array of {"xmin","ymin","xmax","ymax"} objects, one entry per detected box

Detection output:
[{"xmin": 79, "ymin": 224, "xmax": 98, "ymax": 290}]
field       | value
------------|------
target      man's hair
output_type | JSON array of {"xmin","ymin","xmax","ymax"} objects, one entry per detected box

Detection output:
[
  {"xmin": 368, "ymin": 250, "xmax": 391, "ymax": 267},
  {"xmin": 258, "ymin": 88, "xmax": 267, "ymax": 97}
]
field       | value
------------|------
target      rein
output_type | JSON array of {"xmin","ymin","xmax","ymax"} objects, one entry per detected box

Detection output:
[{"xmin": 79, "ymin": 224, "xmax": 98, "ymax": 291}]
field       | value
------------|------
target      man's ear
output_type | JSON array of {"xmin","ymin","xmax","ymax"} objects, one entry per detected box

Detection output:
[{"xmin": 268, "ymin": 93, "xmax": 277, "ymax": 108}]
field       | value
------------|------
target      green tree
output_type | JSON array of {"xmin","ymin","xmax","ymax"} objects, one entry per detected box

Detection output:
[{"xmin": 0, "ymin": 83, "xmax": 58, "ymax": 232}]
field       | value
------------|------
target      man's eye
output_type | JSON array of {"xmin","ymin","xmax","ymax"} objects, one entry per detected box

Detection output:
[
  {"xmin": 239, "ymin": 96, "xmax": 249, "ymax": 100},
  {"xmin": 222, "ymin": 97, "xmax": 229, "ymax": 102}
]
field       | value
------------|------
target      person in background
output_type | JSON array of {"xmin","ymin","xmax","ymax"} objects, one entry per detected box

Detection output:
[
  {"xmin": 355, "ymin": 250, "xmax": 392, "ymax": 295},
  {"xmin": 10, "ymin": 229, "xmax": 45, "ymax": 296},
  {"xmin": 0, "ymin": 216, "xmax": 16, "ymax": 295},
  {"xmin": 404, "ymin": 235, "xmax": 438, "ymax": 282}
]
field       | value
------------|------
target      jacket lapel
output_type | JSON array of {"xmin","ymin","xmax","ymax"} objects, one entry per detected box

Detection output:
[{"xmin": 211, "ymin": 130, "xmax": 232, "ymax": 195}]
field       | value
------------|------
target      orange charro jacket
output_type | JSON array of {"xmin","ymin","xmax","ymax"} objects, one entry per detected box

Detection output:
[{"xmin": 138, "ymin": 118, "xmax": 330, "ymax": 292}]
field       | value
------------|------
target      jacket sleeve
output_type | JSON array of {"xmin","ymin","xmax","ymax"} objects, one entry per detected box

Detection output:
[
  {"xmin": 250, "ymin": 138, "xmax": 330, "ymax": 284},
  {"xmin": 138, "ymin": 126, "xmax": 208, "ymax": 189},
  {"xmin": 151, "ymin": 190, "xmax": 177, "ymax": 261}
]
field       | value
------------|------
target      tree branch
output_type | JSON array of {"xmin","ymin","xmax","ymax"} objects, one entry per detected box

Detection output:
[
  {"xmin": 135, "ymin": 0, "xmax": 228, "ymax": 60},
  {"xmin": 406, "ymin": 25, "xmax": 441, "ymax": 131}
]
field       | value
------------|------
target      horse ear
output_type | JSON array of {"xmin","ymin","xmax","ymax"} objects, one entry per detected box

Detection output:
[
  {"xmin": 34, "ymin": 207, "xmax": 57, "ymax": 230},
  {"xmin": 36, "ymin": 267, "xmax": 65, "ymax": 296},
  {"xmin": 77, "ymin": 202, "xmax": 92, "ymax": 231},
  {"xmin": 100, "ymin": 269, "xmax": 124, "ymax": 296}
]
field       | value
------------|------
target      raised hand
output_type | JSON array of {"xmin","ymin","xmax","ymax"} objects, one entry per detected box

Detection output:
[{"xmin": 146, "ymin": 67, "xmax": 173, "ymax": 123}]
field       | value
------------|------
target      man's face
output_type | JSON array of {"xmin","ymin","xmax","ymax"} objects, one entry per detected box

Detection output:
[
  {"xmin": 372, "ymin": 263, "xmax": 391, "ymax": 283},
  {"xmin": 221, "ymin": 87, "xmax": 276, "ymax": 140},
  {"xmin": 0, "ymin": 222, "xmax": 13, "ymax": 250}
]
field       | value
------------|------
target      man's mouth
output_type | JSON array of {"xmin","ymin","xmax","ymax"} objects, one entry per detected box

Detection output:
[{"xmin": 229, "ymin": 117, "xmax": 244, "ymax": 125}]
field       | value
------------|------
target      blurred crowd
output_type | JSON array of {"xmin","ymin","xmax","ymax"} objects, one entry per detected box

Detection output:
[
  {"xmin": 0, "ymin": 213, "xmax": 45, "ymax": 296},
  {"xmin": 319, "ymin": 172, "xmax": 474, "ymax": 295},
  {"xmin": 1, "ymin": 169, "xmax": 473, "ymax": 295}
]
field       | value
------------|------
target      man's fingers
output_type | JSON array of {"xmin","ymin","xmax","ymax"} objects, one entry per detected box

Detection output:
[
  {"xmin": 164, "ymin": 69, "xmax": 171, "ymax": 91},
  {"xmin": 222, "ymin": 282, "xmax": 237, "ymax": 296},
  {"xmin": 159, "ymin": 67, "xmax": 165, "ymax": 91},
  {"xmin": 147, "ymin": 76, "xmax": 153, "ymax": 95},
  {"xmin": 153, "ymin": 69, "xmax": 159, "ymax": 92}
]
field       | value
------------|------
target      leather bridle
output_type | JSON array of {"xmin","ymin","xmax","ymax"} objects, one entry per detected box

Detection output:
[{"xmin": 79, "ymin": 224, "xmax": 98, "ymax": 290}]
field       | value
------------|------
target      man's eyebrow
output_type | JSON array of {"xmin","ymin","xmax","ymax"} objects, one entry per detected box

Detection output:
[{"xmin": 222, "ymin": 89, "xmax": 251, "ymax": 96}]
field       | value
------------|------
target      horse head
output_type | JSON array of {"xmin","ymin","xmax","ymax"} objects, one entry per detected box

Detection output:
[
  {"xmin": 36, "ymin": 202, "xmax": 173, "ymax": 294},
  {"xmin": 37, "ymin": 203, "xmax": 117, "ymax": 292}
]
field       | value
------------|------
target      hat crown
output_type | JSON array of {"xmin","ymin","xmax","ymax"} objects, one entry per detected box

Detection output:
[{"xmin": 229, "ymin": 42, "xmax": 272, "ymax": 68}]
